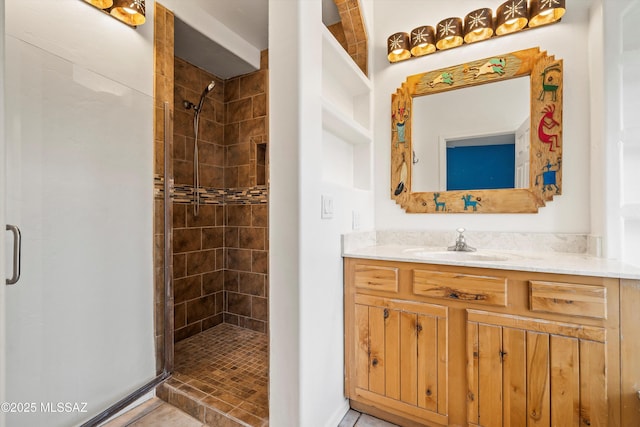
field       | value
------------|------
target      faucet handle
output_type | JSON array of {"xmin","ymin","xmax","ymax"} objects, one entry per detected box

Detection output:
[{"xmin": 449, "ymin": 227, "xmax": 475, "ymax": 252}]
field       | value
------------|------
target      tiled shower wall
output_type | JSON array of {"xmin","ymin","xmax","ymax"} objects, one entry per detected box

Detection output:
[
  {"xmin": 172, "ymin": 58, "xmax": 226, "ymax": 342},
  {"xmin": 172, "ymin": 53, "xmax": 269, "ymax": 341},
  {"xmin": 174, "ymin": 57, "xmax": 225, "ymax": 189},
  {"xmin": 172, "ymin": 203, "xmax": 225, "ymax": 341},
  {"xmin": 223, "ymin": 51, "xmax": 269, "ymax": 334}
]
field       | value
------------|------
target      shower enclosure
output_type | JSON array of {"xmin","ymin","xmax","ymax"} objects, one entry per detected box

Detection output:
[
  {"xmin": 153, "ymin": 4, "xmax": 270, "ymax": 425},
  {"xmin": 3, "ymin": 19, "xmax": 157, "ymax": 427}
]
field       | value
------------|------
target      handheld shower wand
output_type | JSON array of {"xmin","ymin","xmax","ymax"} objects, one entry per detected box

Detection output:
[
  {"xmin": 185, "ymin": 81, "xmax": 215, "ymax": 216},
  {"xmin": 197, "ymin": 81, "xmax": 215, "ymax": 111}
]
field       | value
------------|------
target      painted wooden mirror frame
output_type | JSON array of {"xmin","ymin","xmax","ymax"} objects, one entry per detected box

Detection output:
[{"xmin": 391, "ymin": 47, "xmax": 563, "ymax": 213}]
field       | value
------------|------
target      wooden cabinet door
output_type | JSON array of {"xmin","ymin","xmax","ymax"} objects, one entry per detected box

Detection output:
[
  {"xmin": 467, "ymin": 310, "xmax": 607, "ymax": 427},
  {"xmin": 353, "ymin": 294, "xmax": 448, "ymax": 426}
]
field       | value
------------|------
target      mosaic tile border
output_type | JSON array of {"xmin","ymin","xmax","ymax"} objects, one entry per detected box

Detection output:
[{"xmin": 155, "ymin": 175, "xmax": 268, "ymax": 205}]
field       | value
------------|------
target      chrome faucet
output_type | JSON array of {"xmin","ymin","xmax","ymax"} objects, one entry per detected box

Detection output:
[{"xmin": 448, "ymin": 228, "xmax": 476, "ymax": 252}]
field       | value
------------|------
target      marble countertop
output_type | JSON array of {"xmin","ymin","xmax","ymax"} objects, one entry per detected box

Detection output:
[{"xmin": 342, "ymin": 244, "xmax": 640, "ymax": 280}]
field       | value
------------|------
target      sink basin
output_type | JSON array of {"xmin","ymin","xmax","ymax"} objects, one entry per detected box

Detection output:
[{"xmin": 411, "ymin": 251, "xmax": 512, "ymax": 262}]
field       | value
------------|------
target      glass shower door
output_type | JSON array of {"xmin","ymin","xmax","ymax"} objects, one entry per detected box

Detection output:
[{"xmin": 3, "ymin": 35, "xmax": 156, "ymax": 427}]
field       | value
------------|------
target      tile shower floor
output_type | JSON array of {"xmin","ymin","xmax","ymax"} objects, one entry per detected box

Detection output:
[{"xmin": 161, "ymin": 323, "xmax": 268, "ymax": 427}]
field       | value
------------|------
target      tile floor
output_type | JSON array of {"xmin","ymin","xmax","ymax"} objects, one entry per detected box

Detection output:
[
  {"xmin": 159, "ymin": 323, "xmax": 269, "ymax": 427},
  {"xmin": 106, "ymin": 323, "xmax": 397, "ymax": 427},
  {"xmin": 104, "ymin": 399, "xmax": 396, "ymax": 427},
  {"xmin": 102, "ymin": 398, "xmax": 204, "ymax": 427},
  {"xmin": 339, "ymin": 410, "xmax": 399, "ymax": 427}
]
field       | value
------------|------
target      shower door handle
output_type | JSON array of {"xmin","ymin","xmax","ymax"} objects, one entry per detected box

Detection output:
[{"xmin": 6, "ymin": 224, "xmax": 22, "ymax": 285}]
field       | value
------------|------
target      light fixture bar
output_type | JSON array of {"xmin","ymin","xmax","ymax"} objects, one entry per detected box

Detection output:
[
  {"xmin": 80, "ymin": 0, "xmax": 146, "ymax": 27},
  {"xmin": 387, "ymin": 0, "xmax": 566, "ymax": 63}
]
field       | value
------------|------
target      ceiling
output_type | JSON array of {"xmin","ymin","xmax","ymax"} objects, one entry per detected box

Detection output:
[{"xmin": 174, "ymin": 0, "xmax": 341, "ymax": 79}]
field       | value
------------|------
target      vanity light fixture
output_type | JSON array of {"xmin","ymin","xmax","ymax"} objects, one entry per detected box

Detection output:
[
  {"xmin": 464, "ymin": 8, "xmax": 494, "ymax": 43},
  {"xmin": 496, "ymin": 0, "xmax": 529, "ymax": 35},
  {"xmin": 410, "ymin": 26, "xmax": 436, "ymax": 57},
  {"xmin": 110, "ymin": 0, "xmax": 146, "ymax": 26},
  {"xmin": 435, "ymin": 17, "xmax": 463, "ymax": 50},
  {"xmin": 83, "ymin": 0, "xmax": 113, "ymax": 8},
  {"xmin": 387, "ymin": 32, "xmax": 411, "ymax": 63},
  {"xmin": 529, "ymin": 0, "xmax": 566, "ymax": 28},
  {"xmin": 386, "ymin": 0, "xmax": 566, "ymax": 63},
  {"xmin": 80, "ymin": 0, "xmax": 145, "ymax": 27}
]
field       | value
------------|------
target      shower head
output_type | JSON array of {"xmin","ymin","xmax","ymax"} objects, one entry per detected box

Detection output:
[{"xmin": 196, "ymin": 81, "xmax": 216, "ymax": 112}]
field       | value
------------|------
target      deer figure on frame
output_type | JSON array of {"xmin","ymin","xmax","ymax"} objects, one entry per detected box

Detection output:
[
  {"xmin": 433, "ymin": 193, "xmax": 446, "ymax": 212},
  {"xmin": 462, "ymin": 194, "xmax": 481, "ymax": 211}
]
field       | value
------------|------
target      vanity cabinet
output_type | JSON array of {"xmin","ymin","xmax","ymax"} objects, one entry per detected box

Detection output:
[
  {"xmin": 344, "ymin": 258, "xmax": 638, "ymax": 427},
  {"xmin": 352, "ymin": 293, "xmax": 449, "ymax": 426},
  {"xmin": 466, "ymin": 310, "xmax": 606, "ymax": 427}
]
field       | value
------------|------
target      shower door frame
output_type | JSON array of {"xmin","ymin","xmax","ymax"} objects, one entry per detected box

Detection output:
[{"xmin": 162, "ymin": 101, "xmax": 175, "ymax": 374}]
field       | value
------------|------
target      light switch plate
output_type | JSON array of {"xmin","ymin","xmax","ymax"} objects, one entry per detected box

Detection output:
[
  {"xmin": 352, "ymin": 210, "xmax": 361, "ymax": 230},
  {"xmin": 321, "ymin": 194, "xmax": 334, "ymax": 219}
]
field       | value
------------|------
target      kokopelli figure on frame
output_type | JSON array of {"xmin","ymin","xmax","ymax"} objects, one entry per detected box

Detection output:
[{"xmin": 538, "ymin": 104, "xmax": 560, "ymax": 152}]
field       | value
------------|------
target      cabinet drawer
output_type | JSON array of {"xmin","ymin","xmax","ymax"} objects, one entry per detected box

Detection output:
[
  {"xmin": 413, "ymin": 270, "xmax": 507, "ymax": 307},
  {"xmin": 529, "ymin": 280, "xmax": 607, "ymax": 319},
  {"xmin": 354, "ymin": 264, "xmax": 399, "ymax": 293}
]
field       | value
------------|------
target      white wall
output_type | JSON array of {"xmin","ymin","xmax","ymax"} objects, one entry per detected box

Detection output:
[
  {"xmin": 601, "ymin": 0, "xmax": 640, "ymax": 264},
  {"xmin": 588, "ymin": 0, "xmax": 606, "ymax": 256},
  {"xmin": 269, "ymin": 0, "xmax": 301, "ymax": 424},
  {"xmin": 270, "ymin": 0, "xmax": 375, "ymax": 425},
  {"xmin": 373, "ymin": 0, "xmax": 593, "ymax": 233}
]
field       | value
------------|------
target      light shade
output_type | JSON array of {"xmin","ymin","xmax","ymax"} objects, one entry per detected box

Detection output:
[
  {"xmin": 83, "ymin": 0, "xmax": 113, "ymax": 8},
  {"xmin": 410, "ymin": 26, "xmax": 436, "ymax": 57},
  {"xmin": 464, "ymin": 8, "xmax": 494, "ymax": 43},
  {"xmin": 387, "ymin": 32, "xmax": 411, "ymax": 62},
  {"xmin": 436, "ymin": 17, "xmax": 463, "ymax": 50},
  {"xmin": 496, "ymin": 0, "xmax": 528, "ymax": 36},
  {"xmin": 110, "ymin": 0, "xmax": 146, "ymax": 26},
  {"xmin": 529, "ymin": 0, "xmax": 566, "ymax": 28}
]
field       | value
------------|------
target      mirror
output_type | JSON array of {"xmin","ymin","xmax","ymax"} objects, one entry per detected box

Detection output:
[
  {"xmin": 391, "ymin": 48, "xmax": 563, "ymax": 213},
  {"xmin": 412, "ymin": 77, "xmax": 530, "ymax": 192}
]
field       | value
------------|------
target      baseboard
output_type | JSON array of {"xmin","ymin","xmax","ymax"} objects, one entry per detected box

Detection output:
[{"xmin": 325, "ymin": 399, "xmax": 350, "ymax": 427}]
